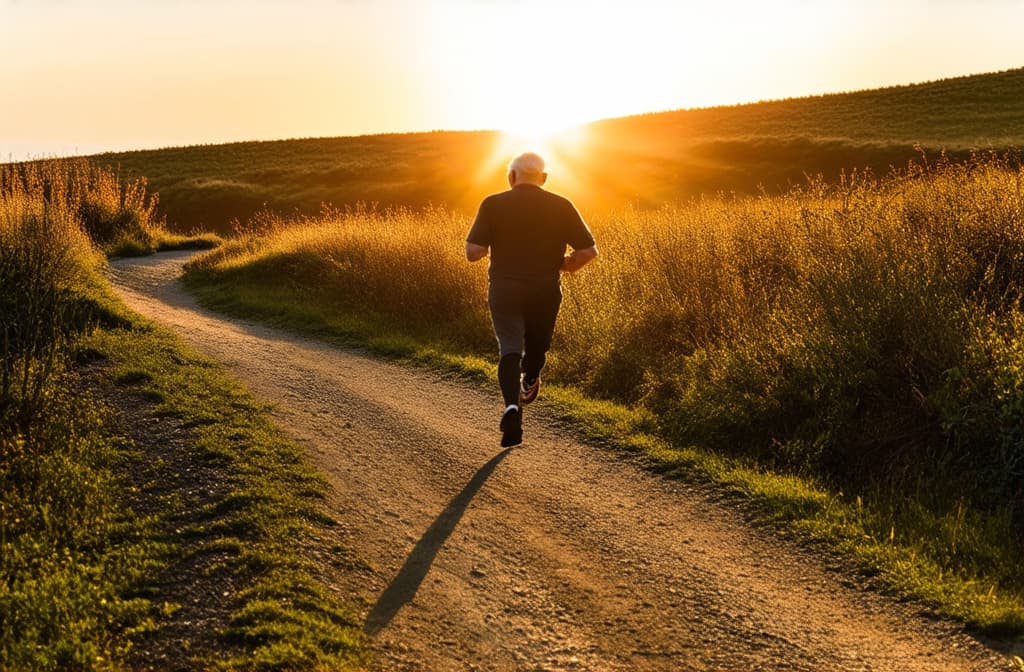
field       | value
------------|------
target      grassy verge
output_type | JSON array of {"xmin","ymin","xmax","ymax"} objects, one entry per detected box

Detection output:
[
  {"xmin": 81, "ymin": 313, "xmax": 367, "ymax": 671},
  {"xmin": 2, "ymin": 274, "xmax": 367, "ymax": 672},
  {"xmin": 111, "ymin": 229, "xmax": 222, "ymax": 258},
  {"xmin": 184, "ymin": 274, "xmax": 1024, "ymax": 637},
  {"xmin": 183, "ymin": 156, "xmax": 1024, "ymax": 639},
  {"xmin": 1, "ymin": 158, "xmax": 365, "ymax": 670},
  {"xmin": 1, "ymin": 332, "xmax": 158, "ymax": 670}
]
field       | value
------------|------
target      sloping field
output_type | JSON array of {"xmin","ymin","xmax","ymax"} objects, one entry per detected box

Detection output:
[{"xmin": 91, "ymin": 67, "xmax": 1024, "ymax": 233}]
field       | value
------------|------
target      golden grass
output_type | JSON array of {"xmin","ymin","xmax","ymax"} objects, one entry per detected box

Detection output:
[
  {"xmin": 1, "ymin": 159, "xmax": 359, "ymax": 670},
  {"xmin": 1, "ymin": 160, "xmax": 153, "ymax": 670},
  {"xmin": 187, "ymin": 154, "xmax": 1024, "ymax": 633},
  {"xmin": 1, "ymin": 158, "xmax": 220, "ymax": 258},
  {"xmin": 86, "ymin": 68, "xmax": 1024, "ymax": 235}
]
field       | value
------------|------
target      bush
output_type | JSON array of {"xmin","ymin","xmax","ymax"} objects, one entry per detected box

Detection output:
[
  {"xmin": 1, "ymin": 158, "xmax": 173, "ymax": 258},
  {"xmin": 0, "ymin": 165, "xmax": 102, "ymax": 429},
  {"xmin": 189, "ymin": 155, "xmax": 1024, "ymax": 529},
  {"xmin": 0, "ymin": 159, "xmax": 154, "ymax": 670},
  {"xmin": 648, "ymin": 158, "xmax": 1024, "ymax": 511}
]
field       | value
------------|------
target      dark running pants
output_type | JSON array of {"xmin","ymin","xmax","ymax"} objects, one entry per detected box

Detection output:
[{"xmin": 488, "ymin": 278, "xmax": 562, "ymax": 405}]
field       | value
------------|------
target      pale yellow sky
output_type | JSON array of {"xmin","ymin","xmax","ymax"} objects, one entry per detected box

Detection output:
[{"xmin": 2, "ymin": 0, "xmax": 1022, "ymax": 158}]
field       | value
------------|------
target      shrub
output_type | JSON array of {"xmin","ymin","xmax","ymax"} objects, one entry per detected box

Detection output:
[
  {"xmin": 1, "ymin": 159, "xmax": 153, "ymax": 670},
  {"xmin": 189, "ymin": 155, "xmax": 1024, "ymax": 529},
  {"xmin": 1, "ymin": 158, "xmax": 170, "ymax": 258},
  {"xmin": 0, "ymin": 165, "xmax": 101, "ymax": 429}
]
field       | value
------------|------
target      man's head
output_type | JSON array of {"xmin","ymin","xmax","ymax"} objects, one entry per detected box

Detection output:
[{"xmin": 508, "ymin": 152, "xmax": 547, "ymax": 187}]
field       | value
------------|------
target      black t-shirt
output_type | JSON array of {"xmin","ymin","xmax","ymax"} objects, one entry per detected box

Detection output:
[{"xmin": 467, "ymin": 184, "xmax": 595, "ymax": 282}]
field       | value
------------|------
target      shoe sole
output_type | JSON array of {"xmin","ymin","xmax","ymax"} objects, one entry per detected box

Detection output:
[
  {"xmin": 500, "ymin": 408, "xmax": 523, "ymax": 447},
  {"xmin": 519, "ymin": 379, "xmax": 540, "ymax": 405},
  {"xmin": 500, "ymin": 432, "xmax": 522, "ymax": 448}
]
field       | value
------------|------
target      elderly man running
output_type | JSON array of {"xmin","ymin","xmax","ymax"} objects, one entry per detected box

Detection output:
[{"xmin": 466, "ymin": 152, "xmax": 598, "ymax": 447}]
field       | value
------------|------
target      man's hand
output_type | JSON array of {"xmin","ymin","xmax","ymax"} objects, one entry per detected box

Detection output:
[
  {"xmin": 466, "ymin": 242, "xmax": 488, "ymax": 262},
  {"xmin": 561, "ymin": 245, "xmax": 598, "ymax": 273}
]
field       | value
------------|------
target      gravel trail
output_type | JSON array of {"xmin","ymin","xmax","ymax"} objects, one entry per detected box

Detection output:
[{"xmin": 110, "ymin": 251, "xmax": 1012, "ymax": 671}]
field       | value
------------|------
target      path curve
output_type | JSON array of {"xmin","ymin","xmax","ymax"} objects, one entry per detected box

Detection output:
[{"xmin": 110, "ymin": 251, "xmax": 1010, "ymax": 671}]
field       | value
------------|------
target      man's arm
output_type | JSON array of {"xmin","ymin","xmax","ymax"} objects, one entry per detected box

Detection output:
[
  {"xmin": 466, "ymin": 242, "xmax": 488, "ymax": 262},
  {"xmin": 561, "ymin": 245, "xmax": 598, "ymax": 273}
]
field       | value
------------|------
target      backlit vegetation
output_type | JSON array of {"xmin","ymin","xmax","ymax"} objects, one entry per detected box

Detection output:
[
  {"xmin": 96, "ymin": 67, "xmax": 1024, "ymax": 234},
  {"xmin": 0, "ymin": 159, "xmax": 174, "ymax": 668},
  {"xmin": 1, "ymin": 160, "xmax": 362, "ymax": 669},
  {"xmin": 187, "ymin": 153, "xmax": 1024, "ymax": 633},
  {"xmin": 1, "ymin": 159, "xmax": 218, "ymax": 257},
  {"xmin": 1, "ymin": 160, "xmax": 144, "ymax": 670}
]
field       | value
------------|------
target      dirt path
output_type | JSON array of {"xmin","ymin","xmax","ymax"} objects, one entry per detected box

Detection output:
[{"xmin": 109, "ymin": 251, "xmax": 1012, "ymax": 672}]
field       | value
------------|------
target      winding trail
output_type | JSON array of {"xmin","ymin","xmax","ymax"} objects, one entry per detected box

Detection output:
[{"xmin": 110, "ymin": 251, "xmax": 1011, "ymax": 672}]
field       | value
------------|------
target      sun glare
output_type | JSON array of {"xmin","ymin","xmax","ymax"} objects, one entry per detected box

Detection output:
[
  {"xmin": 424, "ymin": 2, "xmax": 701, "ymax": 142},
  {"xmin": 474, "ymin": 123, "xmax": 591, "ymax": 198},
  {"xmin": 498, "ymin": 123, "xmax": 578, "ymax": 159}
]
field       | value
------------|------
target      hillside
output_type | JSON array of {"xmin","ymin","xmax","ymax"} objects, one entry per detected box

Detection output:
[
  {"xmin": 596, "ymin": 66, "xmax": 1024, "ymax": 146},
  {"xmin": 93, "ymin": 67, "xmax": 1024, "ymax": 233}
]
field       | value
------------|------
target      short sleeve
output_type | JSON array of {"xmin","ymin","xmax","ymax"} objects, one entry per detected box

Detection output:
[
  {"xmin": 563, "ymin": 201, "xmax": 595, "ymax": 250},
  {"xmin": 466, "ymin": 198, "xmax": 493, "ymax": 246}
]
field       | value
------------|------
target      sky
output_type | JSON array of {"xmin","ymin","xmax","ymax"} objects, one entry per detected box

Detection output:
[{"xmin": 2, "ymin": 0, "xmax": 1022, "ymax": 158}]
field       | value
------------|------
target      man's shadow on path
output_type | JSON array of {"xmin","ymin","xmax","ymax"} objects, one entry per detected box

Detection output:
[{"xmin": 363, "ymin": 447, "xmax": 513, "ymax": 635}]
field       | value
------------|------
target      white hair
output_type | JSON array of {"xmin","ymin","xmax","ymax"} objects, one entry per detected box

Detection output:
[{"xmin": 508, "ymin": 152, "xmax": 546, "ymax": 177}]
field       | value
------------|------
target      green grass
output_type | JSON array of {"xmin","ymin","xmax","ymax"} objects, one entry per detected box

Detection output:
[
  {"xmin": 72, "ymin": 67, "xmax": 1024, "ymax": 235},
  {"xmin": 183, "ymin": 154, "xmax": 1024, "ymax": 638},
  {"xmin": 184, "ymin": 274, "xmax": 1024, "ymax": 637},
  {"xmin": 2, "ymin": 305, "xmax": 369, "ymax": 671},
  {"xmin": 543, "ymin": 388, "xmax": 1024, "ymax": 636},
  {"xmin": 83, "ymin": 322, "xmax": 368, "ymax": 671},
  {"xmin": 1, "ymin": 158, "xmax": 365, "ymax": 670},
  {"xmin": 0, "ymin": 368, "xmax": 160, "ymax": 671}
]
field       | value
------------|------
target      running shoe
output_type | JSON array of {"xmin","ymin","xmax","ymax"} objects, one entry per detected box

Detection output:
[
  {"xmin": 519, "ymin": 375, "xmax": 540, "ymax": 405},
  {"xmin": 500, "ymin": 405, "xmax": 522, "ymax": 447}
]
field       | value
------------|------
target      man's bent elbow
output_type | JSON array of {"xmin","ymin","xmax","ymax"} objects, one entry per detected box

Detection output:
[
  {"xmin": 466, "ymin": 242, "xmax": 488, "ymax": 262},
  {"xmin": 562, "ymin": 245, "xmax": 598, "ymax": 273},
  {"xmin": 576, "ymin": 245, "xmax": 598, "ymax": 267}
]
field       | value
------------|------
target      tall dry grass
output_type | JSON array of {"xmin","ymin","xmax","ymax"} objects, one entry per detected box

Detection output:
[
  {"xmin": 0, "ymin": 160, "xmax": 159, "ymax": 669},
  {"xmin": 189, "ymin": 155, "xmax": 1024, "ymax": 534},
  {"xmin": 0, "ymin": 162, "xmax": 105, "ymax": 428},
  {"xmin": 194, "ymin": 204, "xmax": 495, "ymax": 348},
  {"xmin": 2, "ymin": 158, "xmax": 163, "ymax": 256}
]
